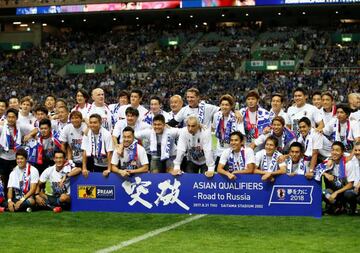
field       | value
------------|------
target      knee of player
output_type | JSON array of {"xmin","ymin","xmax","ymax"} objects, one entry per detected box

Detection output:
[{"xmin": 59, "ymin": 194, "xmax": 70, "ymax": 203}]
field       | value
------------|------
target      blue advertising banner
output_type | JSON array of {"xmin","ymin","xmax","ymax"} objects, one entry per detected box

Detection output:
[{"xmin": 71, "ymin": 173, "xmax": 322, "ymax": 217}]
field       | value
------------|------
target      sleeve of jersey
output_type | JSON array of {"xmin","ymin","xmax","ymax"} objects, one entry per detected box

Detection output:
[
  {"xmin": 173, "ymin": 131, "xmax": 187, "ymax": 170},
  {"xmin": 219, "ymin": 149, "xmax": 230, "ymax": 166},
  {"xmin": 202, "ymin": 130, "xmax": 215, "ymax": 172}
]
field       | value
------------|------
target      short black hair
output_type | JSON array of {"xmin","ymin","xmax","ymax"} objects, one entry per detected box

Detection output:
[
  {"xmin": 266, "ymin": 135, "xmax": 279, "ymax": 148},
  {"xmin": 230, "ymin": 131, "xmax": 245, "ymax": 142},
  {"xmin": 289, "ymin": 142, "xmax": 304, "ymax": 153},
  {"xmin": 39, "ymin": 118, "xmax": 52, "ymax": 128},
  {"xmin": 293, "ymin": 87, "xmax": 307, "ymax": 96},
  {"xmin": 125, "ymin": 107, "xmax": 139, "ymax": 117},
  {"xmin": 77, "ymin": 89, "xmax": 90, "ymax": 103},
  {"xmin": 299, "ymin": 117, "xmax": 311, "ymax": 127},
  {"xmin": 16, "ymin": 148, "xmax": 28, "ymax": 159},
  {"xmin": 153, "ymin": 114, "xmax": 165, "ymax": 124},
  {"xmin": 6, "ymin": 108, "xmax": 18, "ymax": 118},
  {"xmin": 123, "ymin": 126, "xmax": 134, "ymax": 135},
  {"xmin": 131, "ymin": 89, "xmax": 143, "ymax": 98},
  {"xmin": 332, "ymin": 141, "xmax": 345, "ymax": 152},
  {"xmin": 336, "ymin": 103, "xmax": 351, "ymax": 116},
  {"xmin": 89, "ymin": 114, "xmax": 102, "ymax": 123}
]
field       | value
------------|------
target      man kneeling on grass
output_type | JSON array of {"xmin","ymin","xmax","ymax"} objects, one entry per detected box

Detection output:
[
  {"xmin": 7, "ymin": 149, "xmax": 39, "ymax": 212},
  {"xmin": 35, "ymin": 150, "xmax": 81, "ymax": 212}
]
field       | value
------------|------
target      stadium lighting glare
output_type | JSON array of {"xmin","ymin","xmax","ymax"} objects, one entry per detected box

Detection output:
[
  {"xmin": 302, "ymin": 12, "xmax": 306, "ymax": 15},
  {"xmin": 166, "ymin": 16, "xmax": 170, "ymax": 19},
  {"xmin": 190, "ymin": 15, "xmax": 193, "ymax": 18},
  {"xmin": 31, "ymin": 21, "xmax": 35, "ymax": 24},
  {"xmin": 278, "ymin": 12, "xmax": 281, "ymax": 16},
  {"xmin": 83, "ymin": 19, "xmax": 87, "ymax": 22},
  {"xmin": 335, "ymin": 11, "xmax": 339, "ymax": 14},
  {"xmin": 13, "ymin": 21, "xmax": 21, "ymax": 25},
  {"xmin": 195, "ymin": 25, "xmax": 198, "ymax": 28},
  {"xmin": 20, "ymin": 24, "xmax": 28, "ymax": 27},
  {"xmin": 178, "ymin": 23, "xmax": 181, "ymax": 26},
  {"xmin": 245, "ymin": 13, "xmax": 249, "ymax": 16},
  {"xmin": 61, "ymin": 19, "xmax": 64, "ymax": 23},
  {"xmin": 267, "ymin": 65, "xmax": 278, "ymax": 70},
  {"xmin": 136, "ymin": 17, "xmax": 139, "ymax": 20},
  {"xmin": 26, "ymin": 28, "xmax": 31, "ymax": 31},
  {"xmin": 12, "ymin": 45, "xmax": 21, "ymax": 50},
  {"xmin": 85, "ymin": 68, "xmax": 95, "ymax": 74},
  {"xmin": 203, "ymin": 22, "xmax": 207, "ymax": 26},
  {"xmin": 221, "ymin": 14, "xmax": 225, "ymax": 17},
  {"xmin": 42, "ymin": 23, "xmax": 47, "ymax": 26},
  {"xmin": 113, "ymin": 18, "xmax": 116, "ymax": 21}
]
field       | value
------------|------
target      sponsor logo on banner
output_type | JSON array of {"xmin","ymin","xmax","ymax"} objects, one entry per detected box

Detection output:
[
  {"xmin": 269, "ymin": 185, "xmax": 313, "ymax": 206},
  {"xmin": 250, "ymin": 60, "xmax": 264, "ymax": 67},
  {"xmin": 78, "ymin": 185, "xmax": 115, "ymax": 200},
  {"xmin": 280, "ymin": 60, "xmax": 295, "ymax": 66}
]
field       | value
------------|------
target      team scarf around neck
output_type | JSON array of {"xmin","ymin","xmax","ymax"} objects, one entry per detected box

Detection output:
[
  {"xmin": 149, "ymin": 128, "xmax": 172, "ymax": 161},
  {"xmin": 331, "ymin": 119, "xmax": 352, "ymax": 150},
  {"xmin": 273, "ymin": 127, "xmax": 296, "ymax": 151},
  {"xmin": 21, "ymin": 163, "xmax": 32, "ymax": 194},
  {"xmin": 37, "ymin": 131, "xmax": 62, "ymax": 165},
  {"xmin": 0, "ymin": 123, "xmax": 22, "ymax": 152},
  {"xmin": 244, "ymin": 108, "xmax": 259, "ymax": 139},
  {"xmin": 215, "ymin": 111, "xmax": 236, "ymax": 144},
  {"xmin": 90, "ymin": 130, "xmax": 106, "ymax": 159},
  {"xmin": 228, "ymin": 147, "xmax": 246, "ymax": 172},
  {"xmin": 262, "ymin": 150, "xmax": 281, "ymax": 172},
  {"xmin": 286, "ymin": 157, "xmax": 307, "ymax": 175},
  {"xmin": 143, "ymin": 110, "xmax": 163, "ymax": 125},
  {"xmin": 297, "ymin": 129, "xmax": 313, "ymax": 157},
  {"xmin": 197, "ymin": 101, "xmax": 206, "ymax": 124},
  {"xmin": 314, "ymin": 156, "xmax": 346, "ymax": 181}
]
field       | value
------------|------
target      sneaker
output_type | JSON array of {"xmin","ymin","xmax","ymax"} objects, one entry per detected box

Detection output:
[
  {"xmin": 53, "ymin": 206, "xmax": 62, "ymax": 213},
  {"xmin": 0, "ymin": 207, "xmax": 5, "ymax": 213}
]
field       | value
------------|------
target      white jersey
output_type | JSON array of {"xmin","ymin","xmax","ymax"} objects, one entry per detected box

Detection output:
[
  {"xmin": 269, "ymin": 109, "xmax": 290, "ymax": 125},
  {"xmin": 8, "ymin": 164, "xmax": 39, "ymax": 199},
  {"xmin": 117, "ymin": 104, "xmax": 148, "ymax": 121},
  {"xmin": 111, "ymin": 142, "xmax": 149, "ymax": 170},
  {"xmin": 85, "ymin": 103, "xmax": 113, "ymax": 132},
  {"xmin": 112, "ymin": 119, "xmax": 151, "ymax": 141},
  {"xmin": 51, "ymin": 119, "xmax": 69, "ymax": 137},
  {"xmin": 174, "ymin": 102, "xmax": 219, "ymax": 128},
  {"xmin": 287, "ymin": 103, "xmax": 323, "ymax": 134},
  {"xmin": 219, "ymin": 147, "xmax": 255, "ymax": 170},
  {"xmin": 59, "ymin": 123, "xmax": 86, "ymax": 163},
  {"xmin": 173, "ymin": 127, "xmax": 215, "ymax": 171},
  {"xmin": 297, "ymin": 128, "xmax": 323, "ymax": 163},
  {"xmin": 255, "ymin": 149, "xmax": 285, "ymax": 172},
  {"xmin": 39, "ymin": 163, "xmax": 73, "ymax": 195},
  {"xmin": 17, "ymin": 112, "xmax": 36, "ymax": 135},
  {"xmin": 71, "ymin": 103, "xmax": 92, "ymax": 119}
]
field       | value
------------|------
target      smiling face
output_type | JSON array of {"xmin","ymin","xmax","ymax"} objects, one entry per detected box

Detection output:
[
  {"xmin": 186, "ymin": 91, "xmax": 200, "ymax": 108},
  {"xmin": 289, "ymin": 146, "xmax": 302, "ymax": 163},
  {"xmin": 321, "ymin": 95, "xmax": 333, "ymax": 111},
  {"xmin": 16, "ymin": 155, "xmax": 27, "ymax": 169},
  {"xmin": 293, "ymin": 91, "xmax": 306, "ymax": 107},
  {"xmin": 265, "ymin": 139, "xmax": 276, "ymax": 156},
  {"xmin": 230, "ymin": 134, "xmax": 242, "ymax": 152},
  {"xmin": 331, "ymin": 144, "xmax": 344, "ymax": 163},
  {"xmin": 92, "ymin": 88, "xmax": 105, "ymax": 106},
  {"xmin": 220, "ymin": 100, "xmax": 232, "ymax": 116},
  {"xmin": 312, "ymin": 95, "xmax": 322, "ymax": 109},
  {"xmin": 246, "ymin": 96, "xmax": 258, "ymax": 109},
  {"xmin": 271, "ymin": 95, "xmax": 282, "ymax": 112},
  {"xmin": 122, "ymin": 130, "xmax": 135, "ymax": 148}
]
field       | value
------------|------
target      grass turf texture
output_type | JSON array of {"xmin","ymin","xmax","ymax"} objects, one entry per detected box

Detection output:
[{"xmin": 0, "ymin": 212, "xmax": 359, "ymax": 253}]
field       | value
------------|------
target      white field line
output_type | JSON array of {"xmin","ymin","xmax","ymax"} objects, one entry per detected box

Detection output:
[{"xmin": 95, "ymin": 214, "xmax": 207, "ymax": 253}]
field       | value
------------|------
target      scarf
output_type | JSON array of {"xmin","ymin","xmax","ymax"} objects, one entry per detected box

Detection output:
[
  {"xmin": 228, "ymin": 147, "xmax": 245, "ymax": 172},
  {"xmin": 215, "ymin": 111, "xmax": 236, "ymax": 146},
  {"xmin": 262, "ymin": 150, "xmax": 281, "ymax": 172},
  {"xmin": 83, "ymin": 128, "xmax": 107, "ymax": 158},
  {"xmin": 197, "ymin": 101, "xmax": 206, "ymax": 124},
  {"xmin": 330, "ymin": 119, "xmax": 353, "ymax": 151},
  {"xmin": 314, "ymin": 157, "xmax": 346, "ymax": 182},
  {"xmin": 0, "ymin": 123, "xmax": 22, "ymax": 152},
  {"xmin": 126, "ymin": 140, "xmax": 138, "ymax": 170},
  {"xmin": 35, "ymin": 132, "xmax": 62, "ymax": 165},
  {"xmin": 286, "ymin": 157, "xmax": 307, "ymax": 175},
  {"xmin": 297, "ymin": 129, "xmax": 313, "ymax": 158},
  {"xmin": 149, "ymin": 128, "xmax": 173, "ymax": 161},
  {"xmin": 12, "ymin": 163, "xmax": 31, "ymax": 195},
  {"xmin": 274, "ymin": 127, "xmax": 296, "ymax": 151},
  {"xmin": 243, "ymin": 107, "xmax": 270, "ymax": 141},
  {"xmin": 143, "ymin": 110, "xmax": 162, "ymax": 125}
]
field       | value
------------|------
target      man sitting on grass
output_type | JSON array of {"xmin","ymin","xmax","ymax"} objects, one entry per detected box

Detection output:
[{"xmin": 35, "ymin": 150, "xmax": 81, "ymax": 212}]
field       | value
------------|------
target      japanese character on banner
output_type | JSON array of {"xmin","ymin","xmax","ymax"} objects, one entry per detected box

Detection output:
[
  {"xmin": 122, "ymin": 177, "xmax": 153, "ymax": 209},
  {"xmin": 155, "ymin": 179, "xmax": 189, "ymax": 211}
]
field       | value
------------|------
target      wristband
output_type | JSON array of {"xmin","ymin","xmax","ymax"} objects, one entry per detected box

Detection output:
[{"xmin": 8, "ymin": 199, "xmax": 12, "ymax": 203}]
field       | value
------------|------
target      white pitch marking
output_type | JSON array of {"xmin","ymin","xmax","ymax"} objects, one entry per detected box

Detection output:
[{"xmin": 95, "ymin": 214, "xmax": 207, "ymax": 253}]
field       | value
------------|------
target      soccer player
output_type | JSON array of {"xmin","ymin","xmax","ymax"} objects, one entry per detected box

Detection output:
[
  {"xmin": 35, "ymin": 150, "xmax": 80, "ymax": 212},
  {"xmin": 321, "ymin": 91, "xmax": 337, "ymax": 125},
  {"xmin": 59, "ymin": 111, "xmax": 87, "ymax": 167},
  {"xmin": 81, "ymin": 114, "xmax": 113, "ymax": 177},
  {"xmin": 296, "ymin": 117, "xmax": 323, "ymax": 178},
  {"xmin": 86, "ymin": 88, "xmax": 112, "ymax": 132},
  {"xmin": 311, "ymin": 91, "xmax": 322, "ymax": 110},
  {"xmin": 285, "ymin": 142, "xmax": 308, "ymax": 176},
  {"xmin": 217, "ymin": 131, "xmax": 255, "ymax": 180},
  {"xmin": 269, "ymin": 93, "xmax": 290, "ymax": 127},
  {"xmin": 71, "ymin": 89, "xmax": 91, "ymax": 118},
  {"xmin": 348, "ymin": 93, "xmax": 360, "ymax": 122},
  {"xmin": 168, "ymin": 87, "xmax": 219, "ymax": 128},
  {"xmin": 135, "ymin": 114, "xmax": 180, "ymax": 173},
  {"xmin": 0, "ymin": 109, "xmax": 24, "ymax": 192},
  {"xmin": 44, "ymin": 94, "xmax": 56, "ymax": 117},
  {"xmin": 27, "ymin": 118, "xmax": 62, "ymax": 174},
  {"xmin": 23, "ymin": 105, "xmax": 49, "ymax": 143},
  {"xmin": 239, "ymin": 90, "xmax": 271, "ymax": 144},
  {"xmin": 251, "ymin": 116, "xmax": 296, "ymax": 154},
  {"xmin": 287, "ymin": 87, "xmax": 324, "ymax": 136},
  {"xmin": 7, "ymin": 149, "xmax": 39, "ymax": 212},
  {"xmin": 168, "ymin": 94, "xmax": 184, "ymax": 119},
  {"xmin": 322, "ymin": 104, "xmax": 360, "ymax": 157},
  {"xmin": 109, "ymin": 90, "xmax": 130, "ymax": 124},
  {"xmin": 117, "ymin": 89, "xmax": 148, "ymax": 120},
  {"xmin": 213, "ymin": 94, "xmax": 242, "ymax": 165},
  {"xmin": 112, "ymin": 107, "xmax": 151, "ymax": 145},
  {"xmin": 319, "ymin": 142, "xmax": 358, "ymax": 214},
  {"xmin": 51, "ymin": 105, "xmax": 69, "ymax": 137},
  {"xmin": 254, "ymin": 136, "xmax": 286, "ymax": 182},
  {"xmin": 111, "ymin": 126, "xmax": 149, "ymax": 177},
  {"xmin": 143, "ymin": 96, "xmax": 171, "ymax": 125},
  {"xmin": 8, "ymin": 96, "xmax": 20, "ymax": 110},
  {"xmin": 172, "ymin": 116, "xmax": 215, "ymax": 177},
  {"xmin": 0, "ymin": 98, "xmax": 7, "ymax": 123},
  {"xmin": 17, "ymin": 96, "xmax": 35, "ymax": 136}
]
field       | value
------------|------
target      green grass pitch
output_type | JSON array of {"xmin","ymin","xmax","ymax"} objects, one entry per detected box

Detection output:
[{"xmin": 0, "ymin": 211, "xmax": 359, "ymax": 253}]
